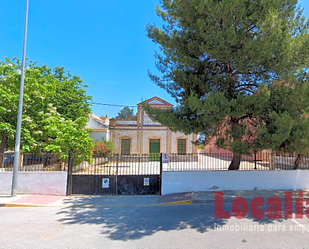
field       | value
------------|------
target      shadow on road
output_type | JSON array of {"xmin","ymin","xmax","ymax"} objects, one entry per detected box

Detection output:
[
  {"xmin": 55, "ymin": 194, "xmax": 302, "ymax": 241},
  {"xmin": 56, "ymin": 197, "xmax": 228, "ymax": 240}
]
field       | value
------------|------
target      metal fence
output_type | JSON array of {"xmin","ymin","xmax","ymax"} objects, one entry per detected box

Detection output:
[
  {"xmin": 0, "ymin": 152, "xmax": 68, "ymax": 172},
  {"xmin": 2, "ymin": 152, "xmax": 308, "ymax": 173},
  {"xmin": 72, "ymin": 153, "xmax": 161, "ymax": 175},
  {"xmin": 72, "ymin": 152, "xmax": 309, "ymax": 175},
  {"xmin": 165, "ymin": 153, "xmax": 309, "ymax": 171}
]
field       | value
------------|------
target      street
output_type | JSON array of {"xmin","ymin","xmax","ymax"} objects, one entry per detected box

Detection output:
[{"xmin": 1, "ymin": 199, "xmax": 309, "ymax": 249}]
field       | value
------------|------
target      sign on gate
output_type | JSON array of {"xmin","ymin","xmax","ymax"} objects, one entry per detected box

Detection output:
[
  {"xmin": 144, "ymin": 178, "xmax": 149, "ymax": 186},
  {"xmin": 102, "ymin": 178, "xmax": 109, "ymax": 188},
  {"xmin": 162, "ymin": 153, "xmax": 169, "ymax": 163}
]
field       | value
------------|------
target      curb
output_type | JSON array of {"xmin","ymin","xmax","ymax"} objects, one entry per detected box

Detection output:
[
  {"xmin": 0, "ymin": 199, "xmax": 193, "ymax": 208},
  {"xmin": 3, "ymin": 203, "xmax": 49, "ymax": 208}
]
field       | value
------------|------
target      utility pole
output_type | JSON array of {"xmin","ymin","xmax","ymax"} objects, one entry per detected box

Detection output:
[{"xmin": 11, "ymin": 0, "xmax": 29, "ymax": 197}]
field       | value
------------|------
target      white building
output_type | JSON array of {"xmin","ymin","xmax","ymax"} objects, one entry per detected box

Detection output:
[{"xmin": 86, "ymin": 114, "xmax": 110, "ymax": 141}]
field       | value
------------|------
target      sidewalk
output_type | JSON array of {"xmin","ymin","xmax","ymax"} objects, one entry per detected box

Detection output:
[
  {"xmin": 0, "ymin": 195, "xmax": 67, "ymax": 207},
  {"xmin": 1, "ymin": 190, "xmax": 308, "ymax": 207}
]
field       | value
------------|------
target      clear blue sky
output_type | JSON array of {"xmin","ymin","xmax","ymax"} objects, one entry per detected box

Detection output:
[{"xmin": 1, "ymin": 0, "xmax": 309, "ymax": 119}]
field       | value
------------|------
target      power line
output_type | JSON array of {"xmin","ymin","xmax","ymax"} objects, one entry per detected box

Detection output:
[{"xmin": 88, "ymin": 101, "xmax": 137, "ymax": 108}]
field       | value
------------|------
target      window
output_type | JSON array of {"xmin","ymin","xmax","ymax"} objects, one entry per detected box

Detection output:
[
  {"xmin": 121, "ymin": 139, "xmax": 131, "ymax": 155},
  {"xmin": 178, "ymin": 139, "xmax": 186, "ymax": 155}
]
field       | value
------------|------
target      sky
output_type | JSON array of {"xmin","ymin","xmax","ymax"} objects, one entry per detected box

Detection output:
[{"xmin": 1, "ymin": 0, "xmax": 309, "ymax": 119}]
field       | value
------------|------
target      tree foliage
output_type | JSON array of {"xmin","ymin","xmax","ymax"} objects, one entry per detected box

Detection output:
[
  {"xmin": 145, "ymin": 0, "xmax": 309, "ymax": 169},
  {"xmin": 115, "ymin": 106, "xmax": 136, "ymax": 119},
  {"xmin": 49, "ymin": 66, "xmax": 92, "ymax": 121},
  {"xmin": 0, "ymin": 58, "xmax": 93, "ymax": 161}
]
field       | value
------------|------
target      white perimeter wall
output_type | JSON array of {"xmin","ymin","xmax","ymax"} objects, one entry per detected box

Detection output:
[
  {"xmin": 162, "ymin": 171, "xmax": 309, "ymax": 195},
  {"xmin": 0, "ymin": 172, "xmax": 67, "ymax": 196}
]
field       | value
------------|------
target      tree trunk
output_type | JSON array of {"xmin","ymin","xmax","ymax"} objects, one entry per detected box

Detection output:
[
  {"xmin": 269, "ymin": 150, "xmax": 275, "ymax": 170},
  {"xmin": 293, "ymin": 154, "xmax": 303, "ymax": 170},
  {"xmin": 228, "ymin": 154, "xmax": 241, "ymax": 170},
  {"xmin": 0, "ymin": 133, "xmax": 7, "ymax": 167}
]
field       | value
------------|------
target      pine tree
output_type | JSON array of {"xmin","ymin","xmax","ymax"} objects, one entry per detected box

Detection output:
[
  {"xmin": 115, "ymin": 107, "xmax": 136, "ymax": 119},
  {"xmin": 145, "ymin": 0, "xmax": 309, "ymax": 169}
]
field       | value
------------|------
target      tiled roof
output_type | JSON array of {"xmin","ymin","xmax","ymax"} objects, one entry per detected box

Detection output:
[{"xmin": 90, "ymin": 114, "xmax": 109, "ymax": 125}]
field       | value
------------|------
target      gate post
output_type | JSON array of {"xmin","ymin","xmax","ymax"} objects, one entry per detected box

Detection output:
[
  {"xmin": 159, "ymin": 153, "xmax": 163, "ymax": 195},
  {"xmin": 115, "ymin": 153, "xmax": 119, "ymax": 195},
  {"xmin": 66, "ymin": 152, "xmax": 73, "ymax": 196},
  {"xmin": 138, "ymin": 155, "xmax": 140, "ymax": 175}
]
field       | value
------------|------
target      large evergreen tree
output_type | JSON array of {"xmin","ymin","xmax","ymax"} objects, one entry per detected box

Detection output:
[{"xmin": 145, "ymin": 0, "xmax": 309, "ymax": 169}]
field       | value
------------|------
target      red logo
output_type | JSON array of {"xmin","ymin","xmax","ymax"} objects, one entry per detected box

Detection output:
[{"xmin": 214, "ymin": 191, "xmax": 309, "ymax": 219}]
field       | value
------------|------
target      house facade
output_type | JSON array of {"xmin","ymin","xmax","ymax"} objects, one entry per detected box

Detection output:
[
  {"xmin": 109, "ymin": 97, "xmax": 198, "ymax": 155},
  {"xmin": 86, "ymin": 114, "xmax": 110, "ymax": 141}
]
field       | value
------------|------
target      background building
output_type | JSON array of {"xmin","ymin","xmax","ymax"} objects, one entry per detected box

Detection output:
[
  {"xmin": 86, "ymin": 114, "xmax": 110, "ymax": 141},
  {"xmin": 109, "ymin": 97, "xmax": 198, "ymax": 155}
]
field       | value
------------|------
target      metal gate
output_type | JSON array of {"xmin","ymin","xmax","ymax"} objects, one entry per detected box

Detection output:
[{"xmin": 67, "ymin": 153, "xmax": 162, "ymax": 195}]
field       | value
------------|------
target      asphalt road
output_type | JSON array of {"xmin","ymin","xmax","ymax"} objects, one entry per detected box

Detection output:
[{"xmin": 1, "ymin": 201, "xmax": 309, "ymax": 249}]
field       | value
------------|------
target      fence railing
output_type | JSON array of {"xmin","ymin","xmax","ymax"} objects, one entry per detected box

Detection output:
[
  {"xmin": 165, "ymin": 153, "xmax": 306, "ymax": 171},
  {"xmin": 71, "ymin": 152, "xmax": 309, "ymax": 175},
  {"xmin": 2, "ymin": 152, "xmax": 308, "ymax": 173},
  {"xmin": 0, "ymin": 152, "xmax": 68, "ymax": 172},
  {"xmin": 72, "ymin": 153, "xmax": 161, "ymax": 175}
]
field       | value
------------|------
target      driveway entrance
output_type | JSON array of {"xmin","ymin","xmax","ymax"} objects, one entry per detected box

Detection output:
[{"xmin": 68, "ymin": 154, "xmax": 161, "ymax": 195}]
